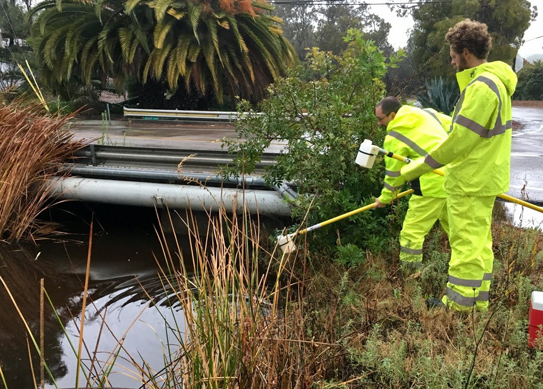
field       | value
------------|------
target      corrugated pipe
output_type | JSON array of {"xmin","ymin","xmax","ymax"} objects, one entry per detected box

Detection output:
[{"xmin": 46, "ymin": 177, "xmax": 292, "ymax": 216}]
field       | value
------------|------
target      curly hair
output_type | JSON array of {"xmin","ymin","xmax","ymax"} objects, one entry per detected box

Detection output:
[{"xmin": 445, "ymin": 19, "xmax": 492, "ymax": 60}]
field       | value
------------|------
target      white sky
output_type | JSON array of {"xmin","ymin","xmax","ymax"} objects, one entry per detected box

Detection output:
[{"xmin": 368, "ymin": 2, "xmax": 543, "ymax": 59}]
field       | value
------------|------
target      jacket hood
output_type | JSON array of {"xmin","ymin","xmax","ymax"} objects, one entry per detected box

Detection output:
[
  {"xmin": 387, "ymin": 105, "xmax": 420, "ymax": 132},
  {"xmin": 456, "ymin": 61, "xmax": 517, "ymax": 96}
]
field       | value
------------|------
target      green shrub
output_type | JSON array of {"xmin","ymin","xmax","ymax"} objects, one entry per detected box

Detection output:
[
  {"xmin": 222, "ymin": 29, "xmax": 405, "ymax": 255},
  {"xmin": 514, "ymin": 60, "xmax": 543, "ymax": 101}
]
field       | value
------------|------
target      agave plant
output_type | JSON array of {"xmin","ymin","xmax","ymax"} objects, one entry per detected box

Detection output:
[
  {"xmin": 29, "ymin": 0, "xmax": 298, "ymax": 105},
  {"xmin": 415, "ymin": 76, "xmax": 459, "ymax": 115}
]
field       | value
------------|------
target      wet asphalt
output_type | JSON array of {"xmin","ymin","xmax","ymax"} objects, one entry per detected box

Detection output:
[
  {"xmin": 510, "ymin": 107, "xmax": 543, "ymax": 204},
  {"xmin": 68, "ymin": 106, "xmax": 543, "ymax": 204}
]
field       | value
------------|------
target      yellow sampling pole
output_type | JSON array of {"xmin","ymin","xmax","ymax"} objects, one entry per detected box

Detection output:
[
  {"xmin": 379, "ymin": 147, "xmax": 543, "ymax": 214},
  {"xmin": 277, "ymin": 189, "xmax": 414, "ymax": 254}
]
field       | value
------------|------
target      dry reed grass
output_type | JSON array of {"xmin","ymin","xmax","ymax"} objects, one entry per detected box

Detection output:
[
  {"xmin": 0, "ymin": 102, "xmax": 87, "ymax": 241},
  {"xmin": 133, "ymin": 206, "xmax": 346, "ymax": 387}
]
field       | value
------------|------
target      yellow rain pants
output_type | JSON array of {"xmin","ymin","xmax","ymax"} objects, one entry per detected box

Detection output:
[
  {"xmin": 442, "ymin": 195, "xmax": 495, "ymax": 312},
  {"xmin": 400, "ymin": 195, "xmax": 449, "ymax": 266}
]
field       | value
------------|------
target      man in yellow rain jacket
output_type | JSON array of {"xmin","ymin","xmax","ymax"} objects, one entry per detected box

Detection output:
[
  {"xmin": 374, "ymin": 97, "xmax": 451, "ymax": 270},
  {"xmin": 399, "ymin": 20, "xmax": 517, "ymax": 312}
]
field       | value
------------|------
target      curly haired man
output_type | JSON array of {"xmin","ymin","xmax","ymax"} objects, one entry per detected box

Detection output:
[{"xmin": 399, "ymin": 19, "xmax": 517, "ymax": 312}]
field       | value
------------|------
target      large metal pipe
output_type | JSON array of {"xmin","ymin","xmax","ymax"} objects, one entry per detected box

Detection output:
[{"xmin": 46, "ymin": 177, "xmax": 292, "ymax": 216}]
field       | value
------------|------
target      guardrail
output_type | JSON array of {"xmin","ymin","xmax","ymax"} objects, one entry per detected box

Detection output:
[
  {"xmin": 72, "ymin": 145, "xmax": 278, "ymax": 171},
  {"xmin": 123, "ymin": 107, "xmax": 247, "ymax": 121}
]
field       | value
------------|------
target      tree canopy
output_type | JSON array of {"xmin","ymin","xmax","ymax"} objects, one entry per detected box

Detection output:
[
  {"xmin": 274, "ymin": 2, "xmax": 391, "ymax": 60},
  {"xmin": 410, "ymin": 0, "xmax": 535, "ymax": 79}
]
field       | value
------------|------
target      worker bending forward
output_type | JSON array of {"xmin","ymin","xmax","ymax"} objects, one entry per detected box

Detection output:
[
  {"xmin": 400, "ymin": 20, "xmax": 517, "ymax": 312},
  {"xmin": 374, "ymin": 97, "xmax": 451, "ymax": 269}
]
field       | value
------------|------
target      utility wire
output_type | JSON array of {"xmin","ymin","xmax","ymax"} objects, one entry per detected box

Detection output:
[{"xmin": 525, "ymin": 34, "xmax": 543, "ymax": 42}]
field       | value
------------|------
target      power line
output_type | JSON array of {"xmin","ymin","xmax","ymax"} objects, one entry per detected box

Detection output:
[{"xmin": 525, "ymin": 34, "xmax": 543, "ymax": 42}]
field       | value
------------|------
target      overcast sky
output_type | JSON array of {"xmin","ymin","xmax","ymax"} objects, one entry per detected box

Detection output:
[{"xmin": 368, "ymin": 3, "xmax": 543, "ymax": 59}]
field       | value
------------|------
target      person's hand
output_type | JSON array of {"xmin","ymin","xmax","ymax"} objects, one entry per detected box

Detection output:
[{"xmin": 374, "ymin": 198, "xmax": 386, "ymax": 208}]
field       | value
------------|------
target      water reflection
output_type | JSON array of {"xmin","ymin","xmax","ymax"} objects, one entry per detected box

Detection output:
[
  {"xmin": 495, "ymin": 200, "xmax": 543, "ymax": 231},
  {"xmin": 0, "ymin": 202, "xmax": 285, "ymax": 389},
  {"xmin": 0, "ymin": 204, "xmax": 187, "ymax": 389}
]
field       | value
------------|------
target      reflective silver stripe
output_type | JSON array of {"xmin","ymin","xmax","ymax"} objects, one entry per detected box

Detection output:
[
  {"xmin": 400, "ymin": 246, "xmax": 423, "ymax": 255},
  {"xmin": 448, "ymin": 275, "xmax": 482, "ymax": 288},
  {"xmin": 383, "ymin": 182, "xmax": 402, "ymax": 191},
  {"xmin": 476, "ymin": 77, "xmax": 502, "ymax": 126},
  {"xmin": 455, "ymin": 115, "xmax": 488, "ymax": 137},
  {"xmin": 424, "ymin": 154, "xmax": 443, "ymax": 169},
  {"xmin": 387, "ymin": 131, "xmax": 428, "ymax": 156},
  {"xmin": 455, "ymin": 115, "xmax": 511, "ymax": 138},
  {"xmin": 385, "ymin": 169, "xmax": 401, "ymax": 177},
  {"xmin": 483, "ymin": 272, "xmax": 492, "ymax": 281},
  {"xmin": 476, "ymin": 291, "xmax": 489, "ymax": 301},
  {"xmin": 454, "ymin": 76, "xmax": 511, "ymax": 138},
  {"xmin": 447, "ymin": 287, "xmax": 476, "ymax": 307}
]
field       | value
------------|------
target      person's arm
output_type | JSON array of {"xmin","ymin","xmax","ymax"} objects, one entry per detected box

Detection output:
[{"xmin": 377, "ymin": 136, "xmax": 411, "ymax": 205}]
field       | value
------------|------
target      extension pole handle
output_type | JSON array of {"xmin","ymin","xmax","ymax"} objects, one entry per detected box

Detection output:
[
  {"xmin": 380, "ymin": 148, "xmax": 543, "ymax": 214},
  {"xmin": 296, "ymin": 189, "xmax": 414, "ymax": 236}
]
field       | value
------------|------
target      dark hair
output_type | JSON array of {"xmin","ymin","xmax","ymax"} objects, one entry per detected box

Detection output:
[
  {"xmin": 445, "ymin": 19, "xmax": 492, "ymax": 59},
  {"xmin": 376, "ymin": 96, "xmax": 402, "ymax": 115}
]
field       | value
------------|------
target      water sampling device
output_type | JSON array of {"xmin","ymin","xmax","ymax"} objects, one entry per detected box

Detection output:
[{"xmin": 277, "ymin": 139, "xmax": 543, "ymax": 254}]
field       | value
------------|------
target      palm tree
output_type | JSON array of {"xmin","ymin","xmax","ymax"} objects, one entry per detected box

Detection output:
[
  {"xmin": 29, "ymin": 0, "xmax": 297, "ymax": 106},
  {"xmin": 29, "ymin": 0, "xmax": 153, "ymax": 100}
]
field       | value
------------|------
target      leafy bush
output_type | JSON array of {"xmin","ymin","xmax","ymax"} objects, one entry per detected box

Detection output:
[
  {"xmin": 415, "ymin": 76, "xmax": 460, "ymax": 115},
  {"xmin": 222, "ymin": 29, "xmax": 405, "ymax": 256},
  {"xmin": 514, "ymin": 60, "xmax": 543, "ymax": 101}
]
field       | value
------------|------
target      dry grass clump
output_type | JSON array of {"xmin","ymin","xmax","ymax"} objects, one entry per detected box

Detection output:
[
  {"xmin": 131, "ymin": 207, "xmax": 346, "ymax": 388},
  {"xmin": 0, "ymin": 102, "xmax": 86, "ymax": 241}
]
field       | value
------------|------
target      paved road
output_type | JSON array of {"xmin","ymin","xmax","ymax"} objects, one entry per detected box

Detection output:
[
  {"xmin": 510, "ymin": 107, "xmax": 543, "ymax": 204},
  {"xmin": 68, "ymin": 107, "xmax": 543, "ymax": 204},
  {"xmin": 69, "ymin": 119, "xmax": 287, "ymax": 153}
]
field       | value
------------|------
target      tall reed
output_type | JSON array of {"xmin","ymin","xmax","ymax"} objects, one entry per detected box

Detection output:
[
  {"xmin": 0, "ymin": 102, "xmax": 86, "ymax": 241},
  {"xmin": 124, "ymin": 205, "xmax": 344, "ymax": 388}
]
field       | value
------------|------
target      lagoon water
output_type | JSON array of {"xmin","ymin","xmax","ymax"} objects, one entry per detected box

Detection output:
[{"xmin": 0, "ymin": 203, "xmax": 194, "ymax": 389}]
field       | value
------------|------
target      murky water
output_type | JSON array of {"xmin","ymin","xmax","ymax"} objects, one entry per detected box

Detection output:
[{"xmin": 0, "ymin": 203, "xmax": 284, "ymax": 389}]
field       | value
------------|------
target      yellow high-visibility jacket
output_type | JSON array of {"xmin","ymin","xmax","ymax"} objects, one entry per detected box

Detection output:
[
  {"xmin": 402, "ymin": 61, "xmax": 517, "ymax": 196},
  {"xmin": 378, "ymin": 105, "xmax": 451, "ymax": 204}
]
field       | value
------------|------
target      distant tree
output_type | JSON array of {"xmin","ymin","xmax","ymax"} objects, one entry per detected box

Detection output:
[
  {"xmin": 0, "ymin": 0, "xmax": 35, "ymax": 96},
  {"xmin": 0, "ymin": 0, "xmax": 29, "ymax": 44},
  {"xmin": 410, "ymin": 0, "xmax": 535, "ymax": 80},
  {"xmin": 273, "ymin": 3, "xmax": 315, "ymax": 60},
  {"xmin": 315, "ymin": 3, "xmax": 392, "ymax": 55},
  {"xmin": 275, "ymin": 2, "xmax": 391, "ymax": 59},
  {"xmin": 514, "ymin": 60, "xmax": 543, "ymax": 100},
  {"xmin": 384, "ymin": 40, "xmax": 417, "ymax": 97}
]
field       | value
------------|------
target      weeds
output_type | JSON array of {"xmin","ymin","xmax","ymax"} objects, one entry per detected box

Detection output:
[{"xmin": 0, "ymin": 101, "xmax": 86, "ymax": 241}]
